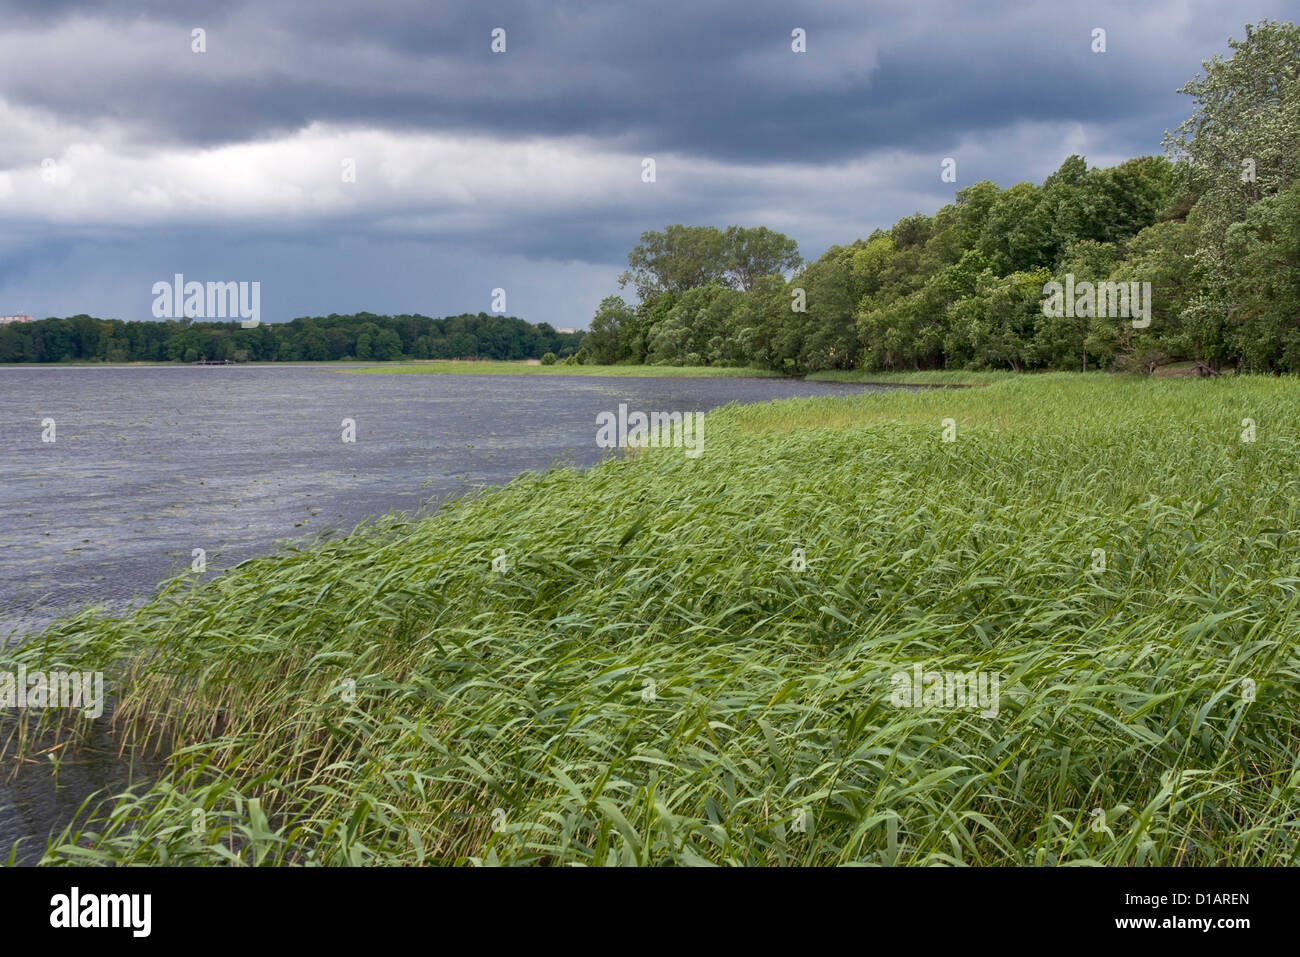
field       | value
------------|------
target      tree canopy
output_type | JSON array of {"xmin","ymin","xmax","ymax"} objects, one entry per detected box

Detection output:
[{"xmin": 586, "ymin": 19, "xmax": 1300, "ymax": 375}]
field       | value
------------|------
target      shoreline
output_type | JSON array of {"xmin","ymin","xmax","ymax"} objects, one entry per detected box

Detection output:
[{"xmin": 0, "ymin": 358, "xmax": 1035, "ymax": 387}]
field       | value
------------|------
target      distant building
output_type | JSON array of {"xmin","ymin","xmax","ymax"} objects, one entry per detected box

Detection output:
[
  {"xmin": 554, "ymin": 327, "xmax": 576, "ymax": 334},
  {"xmin": 0, "ymin": 315, "xmax": 34, "ymax": 325}
]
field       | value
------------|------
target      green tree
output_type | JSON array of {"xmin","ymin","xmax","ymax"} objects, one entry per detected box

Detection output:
[
  {"xmin": 724, "ymin": 226, "xmax": 802, "ymax": 290},
  {"xmin": 648, "ymin": 284, "xmax": 739, "ymax": 365},
  {"xmin": 372, "ymin": 328, "xmax": 404, "ymax": 360},
  {"xmin": 1164, "ymin": 20, "xmax": 1300, "ymax": 370},
  {"xmin": 301, "ymin": 327, "xmax": 331, "ymax": 361},
  {"xmin": 1032, "ymin": 240, "xmax": 1121, "ymax": 370},
  {"xmin": 618, "ymin": 225, "xmax": 731, "ymax": 301},
  {"xmin": 952, "ymin": 268, "xmax": 1050, "ymax": 372},
  {"xmin": 1223, "ymin": 179, "xmax": 1300, "ymax": 371},
  {"xmin": 628, "ymin": 291, "xmax": 676, "ymax": 363},
  {"xmin": 797, "ymin": 243, "xmax": 864, "ymax": 371},
  {"xmin": 586, "ymin": 295, "xmax": 635, "ymax": 364},
  {"xmin": 731, "ymin": 275, "xmax": 790, "ymax": 371}
]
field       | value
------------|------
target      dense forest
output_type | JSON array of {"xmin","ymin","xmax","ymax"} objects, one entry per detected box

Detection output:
[
  {"xmin": 587, "ymin": 20, "xmax": 1300, "ymax": 375},
  {"xmin": 0, "ymin": 312, "xmax": 584, "ymax": 364}
]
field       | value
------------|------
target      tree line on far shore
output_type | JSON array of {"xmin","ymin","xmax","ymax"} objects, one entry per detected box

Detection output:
[
  {"xmin": 586, "ymin": 20, "xmax": 1300, "ymax": 375},
  {"xmin": 0, "ymin": 312, "xmax": 584, "ymax": 364}
]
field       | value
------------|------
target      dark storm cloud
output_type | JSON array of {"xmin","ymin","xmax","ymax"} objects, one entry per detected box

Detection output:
[{"xmin": 0, "ymin": 0, "xmax": 1280, "ymax": 160}]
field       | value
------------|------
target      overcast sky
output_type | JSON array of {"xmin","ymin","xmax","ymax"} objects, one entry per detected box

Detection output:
[{"xmin": 0, "ymin": 0, "xmax": 1289, "ymax": 328}]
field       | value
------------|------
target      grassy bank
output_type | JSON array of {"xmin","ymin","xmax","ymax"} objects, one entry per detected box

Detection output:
[
  {"xmin": 806, "ymin": 369, "xmax": 1023, "ymax": 387},
  {"xmin": 346, "ymin": 360, "xmax": 780, "ymax": 377},
  {"xmin": 6, "ymin": 374, "xmax": 1299, "ymax": 865}
]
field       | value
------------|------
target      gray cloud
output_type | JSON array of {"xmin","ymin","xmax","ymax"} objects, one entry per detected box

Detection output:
[{"xmin": 0, "ymin": 0, "xmax": 1290, "ymax": 326}]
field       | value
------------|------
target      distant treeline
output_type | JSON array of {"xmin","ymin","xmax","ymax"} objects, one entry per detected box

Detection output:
[
  {"xmin": 587, "ymin": 21, "xmax": 1300, "ymax": 375},
  {"xmin": 0, "ymin": 312, "xmax": 584, "ymax": 363}
]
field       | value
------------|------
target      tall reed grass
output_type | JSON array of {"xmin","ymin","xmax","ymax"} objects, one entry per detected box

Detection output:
[{"xmin": 4, "ymin": 374, "xmax": 1298, "ymax": 865}]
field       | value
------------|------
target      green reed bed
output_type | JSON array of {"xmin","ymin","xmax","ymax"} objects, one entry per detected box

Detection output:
[
  {"xmin": 3, "ymin": 373, "xmax": 1299, "ymax": 865},
  {"xmin": 805, "ymin": 368, "xmax": 1020, "ymax": 387}
]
